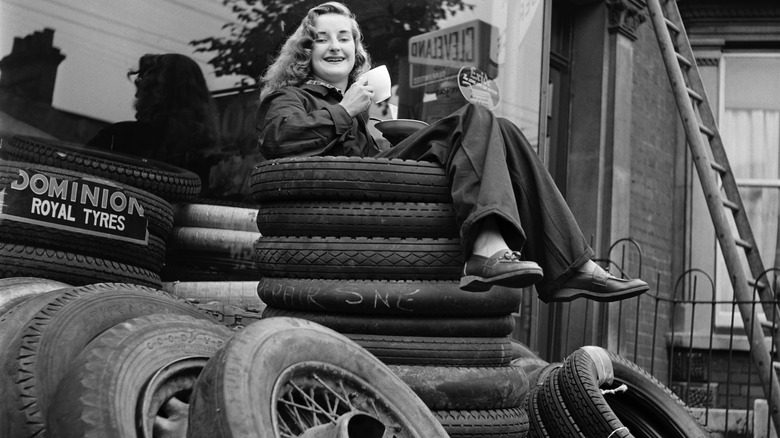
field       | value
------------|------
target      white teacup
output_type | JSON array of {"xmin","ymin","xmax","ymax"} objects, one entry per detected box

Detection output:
[{"xmin": 359, "ymin": 65, "xmax": 391, "ymax": 103}]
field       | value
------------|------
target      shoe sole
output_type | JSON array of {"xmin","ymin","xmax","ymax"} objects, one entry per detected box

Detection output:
[
  {"xmin": 460, "ymin": 268, "xmax": 544, "ymax": 293},
  {"xmin": 539, "ymin": 283, "xmax": 649, "ymax": 303}
]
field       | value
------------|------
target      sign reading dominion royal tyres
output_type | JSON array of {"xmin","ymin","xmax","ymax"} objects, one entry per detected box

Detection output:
[
  {"xmin": 408, "ymin": 19, "xmax": 499, "ymax": 88},
  {"xmin": 0, "ymin": 169, "xmax": 149, "ymax": 244}
]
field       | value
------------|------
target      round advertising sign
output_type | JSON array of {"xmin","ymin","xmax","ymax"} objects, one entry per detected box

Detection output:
[{"xmin": 457, "ymin": 66, "xmax": 500, "ymax": 110}]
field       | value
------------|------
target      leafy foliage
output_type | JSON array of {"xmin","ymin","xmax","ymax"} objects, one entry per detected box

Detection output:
[{"xmin": 190, "ymin": 0, "xmax": 472, "ymax": 84}]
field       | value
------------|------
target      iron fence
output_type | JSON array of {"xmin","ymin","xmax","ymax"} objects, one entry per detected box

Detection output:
[{"xmin": 515, "ymin": 238, "xmax": 780, "ymax": 437}]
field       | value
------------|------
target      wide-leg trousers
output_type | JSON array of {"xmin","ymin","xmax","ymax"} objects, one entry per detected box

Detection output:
[{"xmin": 376, "ymin": 103, "xmax": 593, "ymax": 294}]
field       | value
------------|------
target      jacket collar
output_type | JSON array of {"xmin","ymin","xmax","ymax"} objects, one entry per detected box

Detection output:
[{"xmin": 303, "ymin": 80, "xmax": 344, "ymax": 97}]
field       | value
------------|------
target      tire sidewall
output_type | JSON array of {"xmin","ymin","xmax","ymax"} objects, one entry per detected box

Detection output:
[
  {"xmin": 189, "ymin": 317, "xmax": 448, "ymax": 438},
  {"xmin": 47, "ymin": 314, "xmax": 231, "ymax": 438}
]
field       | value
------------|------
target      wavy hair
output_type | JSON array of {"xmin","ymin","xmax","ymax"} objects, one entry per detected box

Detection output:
[
  {"xmin": 131, "ymin": 53, "xmax": 219, "ymax": 161},
  {"xmin": 259, "ymin": 1, "xmax": 371, "ymax": 101}
]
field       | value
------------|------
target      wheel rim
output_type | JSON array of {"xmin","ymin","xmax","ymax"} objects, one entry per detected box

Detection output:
[
  {"xmin": 138, "ymin": 356, "xmax": 208, "ymax": 438},
  {"xmin": 273, "ymin": 361, "xmax": 418, "ymax": 438}
]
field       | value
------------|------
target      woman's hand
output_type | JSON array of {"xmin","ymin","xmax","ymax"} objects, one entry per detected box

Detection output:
[{"xmin": 339, "ymin": 79, "xmax": 374, "ymax": 117}]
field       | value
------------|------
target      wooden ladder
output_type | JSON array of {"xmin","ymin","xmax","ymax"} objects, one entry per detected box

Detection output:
[{"xmin": 647, "ymin": 0, "xmax": 780, "ymax": 430}]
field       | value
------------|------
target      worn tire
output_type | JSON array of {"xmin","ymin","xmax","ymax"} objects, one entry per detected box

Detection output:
[
  {"xmin": 560, "ymin": 348, "xmax": 710, "ymax": 438},
  {"xmin": 0, "ymin": 242, "xmax": 162, "ymax": 288},
  {"xmin": 510, "ymin": 341, "xmax": 550, "ymax": 387},
  {"xmin": 253, "ymin": 236, "xmax": 462, "ymax": 280},
  {"xmin": 389, "ymin": 364, "xmax": 528, "ymax": 410},
  {"xmin": 257, "ymin": 201, "xmax": 459, "ymax": 238},
  {"xmin": 523, "ymin": 363, "xmax": 562, "ymax": 438},
  {"xmin": 2, "ymin": 135, "xmax": 200, "ymax": 201},
  {"xmin": 47, "ymin": 314, "xmax": 231, "ymax": 438},
  {"xmin": 256, "ymin": 277, "xmax": 522, "ymax": 316},
  {"xmin": 348, "ymin": 335, "xmax": 514, "ymax": 366},
  {"xmin": 173, "ymin": 202, "xmax": 259, "ymax": 231},
  {"xmin": 165, "ymin": 227, "xmax": 259, "ymax": 277},
  {"xmin": 557, "ymin": 348, "xmax": 634, "ymax": 438},
  {"xmin": 163, "ymin": 281, "xmax": 264, "ymax": 312},
  {"xmin": 0, "ymin": 277, "xmax": 70, "ymax": 318},
  {"xmin": 607, "ymin": 353, "xmax": 710, "ymax": 437},
  {"xmin": 6, "ymin": 283, "xmax": 215, "ymax": 437},
  {"xmin": 526, "ymin": 386, "xmax": 551, "ymax": 438},
  {"xmin": 433, "ymin": 408, "xmax": 530, "ymax": 438},
  {"xmin": 537, "ymin": 367, "xmax": 587, "ymax": 437},
  {"xmin": 166, "ymin": 227, "xmax": 260, "ymax": 256},
  {"xmin": 161, "ymin": 260, "xmax": 261, "ymax": 282},
  {"xmin": 262, "ymin": 306, "xmax": 515, "ymax": 337},
  {"xmin": 0, "ymin": 221, "xmax": 166, "ymax": 272},
  {"xmin": 0, "ymin": 290, "xmax": 69, "ymax": 438},
  {"xmin": 526, "ymin": 362, "xmax": 562, "ymax": 389},
  {"xmin": 187, "ymin": 316, "xmax": 449, "ymax": 438},
  {"xmin": 251, "ymin": 156, "xmax": 450, "ymax": 203}
]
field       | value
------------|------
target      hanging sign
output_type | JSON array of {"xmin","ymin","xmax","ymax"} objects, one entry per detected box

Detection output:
[
  {"xmin": 408, "ymin": 19, "xmax": 499, "ymax": 88},
  {"xmin": 0, "ymin": 169, "xmax": 149, "ymax": 244},
  {"xmin": 457, "ymin": 66, "xmax": 500, "ymax": 110}
]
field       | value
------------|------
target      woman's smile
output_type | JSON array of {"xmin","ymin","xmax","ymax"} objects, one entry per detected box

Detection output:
[{"xmin": 310, "ymin": 13, "xmax": 355, "ymax": 90}]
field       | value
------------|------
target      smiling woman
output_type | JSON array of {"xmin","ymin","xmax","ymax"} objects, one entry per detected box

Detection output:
[
  {"xmin": 259, "ymin": 2, "xmax": 371, "ymax": 101},
  {"xmin": 310, "ymin": 14, "xmax": 356, "ymax": 91},
  {"xmin": 255, "ymin": 1, "xmax": 648, "ymax": 302},
  {"xmin": 0, "ymin": 0, "xmax": 547, "ymax": 202}
]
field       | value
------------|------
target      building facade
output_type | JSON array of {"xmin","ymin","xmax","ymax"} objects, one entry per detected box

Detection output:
[
  {"xmin": 2, "ymin": 1, "xmax": 779, "ymax": 433},
  {"xmin": 208, "ymin": 4, "xmax": 780, "ymax": 425},
  {"xmin": 528, "ymin": 1, "xmax": 780, "ymax": 434}
]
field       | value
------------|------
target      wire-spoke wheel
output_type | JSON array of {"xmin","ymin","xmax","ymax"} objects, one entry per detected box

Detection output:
[
  {"xmin": 188, "ymin": 317, "xmax": 448, "ymax": 438},
  {"xmin": 274, "ymin": 362, "xmax": 411, "ymax": 437}
]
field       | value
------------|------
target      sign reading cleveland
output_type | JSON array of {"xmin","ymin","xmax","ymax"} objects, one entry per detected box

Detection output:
[{"xmin": 408, "ymin": 19, "xmax": 499, "ymax": 88}]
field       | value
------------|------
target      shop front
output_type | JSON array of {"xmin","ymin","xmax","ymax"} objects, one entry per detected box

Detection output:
[{"xmin": 4, "ymin": 0, "xmax": 780, "ymax": 435}]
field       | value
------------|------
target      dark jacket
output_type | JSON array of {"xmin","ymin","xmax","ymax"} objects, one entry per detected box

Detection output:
[{"xmin": 256, "ymin": 83, "xmax": 380, "ymax": 159}]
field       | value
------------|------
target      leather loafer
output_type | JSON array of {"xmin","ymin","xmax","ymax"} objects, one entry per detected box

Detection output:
[
  {"xmin": 460, "ymin": 250, "xmax": 543, "ymax": 292},
  {"xmin": 539, "ymin": 269, "xmax": 649, "ymax": 303}
]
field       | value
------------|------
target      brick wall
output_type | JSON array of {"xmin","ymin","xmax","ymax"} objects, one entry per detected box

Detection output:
[
  {"xmin": 622, "ymin": 20, "xmax": 681, "ymax": 377},
  {"xmin": 672, "ymin": 349, "xmax": 764, "ymax": 410}
]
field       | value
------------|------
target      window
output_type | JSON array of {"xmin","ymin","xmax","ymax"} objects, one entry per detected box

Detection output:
[
  {"xmin": 1, "ymin": 1, "xmax": 547, "ymax": 199},
  {"xmin": 714, "ymin": 54, "xmax": 780, "ymax": 325},
  {"xmin": 389, "ymin": 0, "xmax": 545, "ymax": 149}
]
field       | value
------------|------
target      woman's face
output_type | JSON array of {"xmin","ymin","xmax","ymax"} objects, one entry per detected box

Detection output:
[{"xmin": 310, "ymin": 13, "xmax": 355, "ymax": 90}]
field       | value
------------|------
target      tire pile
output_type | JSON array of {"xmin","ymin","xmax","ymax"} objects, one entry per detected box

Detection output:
[
  {"xmin": 516, "ymin": 346, "xmax": 713, "ymax": 437},
  {"xmin": 0, "ymin": 140, "xmax": 712, "ymax": 436},
  {"xmin": 0, "ymin": 135, "xmax": 201, "ymax": 288},
  {"xmin": 162, "ymin": 200, "xmax": 265, "ymax": 324},
  {"xmin": 251, "ymin": 156, "xmax": 532, "ymax": 437},
  {"xmin": 163, "ymin": 201, "xmax": 262, "ymax": 282},
  {"xmin": 0, "ymin": 278, "xmax": 446, "ymax": 437},
  {"xmin": 0, "ymin": 279, "xmax": 228, "ymax": 438}
]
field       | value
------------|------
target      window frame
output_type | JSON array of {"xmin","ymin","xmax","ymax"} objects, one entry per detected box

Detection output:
[{"xmin": 713, "ymin": 52, "xmax": 780, "ymax": 328}]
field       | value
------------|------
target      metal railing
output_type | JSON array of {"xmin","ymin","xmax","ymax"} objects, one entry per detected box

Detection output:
[{"xmin": 518, "ymin": 237, "xmax": 780, "ymax": 437}]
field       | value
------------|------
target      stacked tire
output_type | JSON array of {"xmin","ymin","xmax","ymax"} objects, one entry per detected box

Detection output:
[
  {"xmin": 163, "ymin": 200, "xmax": 262, "ymax": 282},
  {"xmin": 251, "ymin": 156, "xmax": 530, "ymax": 437},
  {"xmin": 163, "ymin": 200, "xmax": 265, "ymax": 324},
  {"xmin": 519, "ymin": 346, "xmax": 712, "ymax": 437},
  {"xmin": 0, "ymin": 135, "xmax": 201, "ymax": 288}
]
